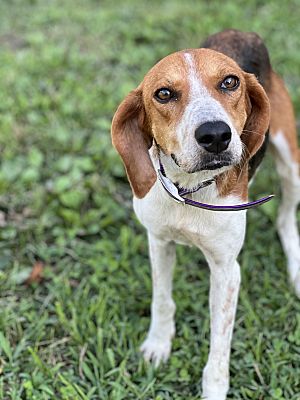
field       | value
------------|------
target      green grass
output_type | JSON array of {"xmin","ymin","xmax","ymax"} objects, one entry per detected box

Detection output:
[{"xmin": 0, "ymin": 0, "xmax": 299, "ymax": 399}]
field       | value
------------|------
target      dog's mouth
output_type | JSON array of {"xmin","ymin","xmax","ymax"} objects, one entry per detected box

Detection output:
[
  {"xmin": 171, "ymin": 153, "xmax": 235, "ymax": 173},
  {"xmin": 200, "ymin": 159, "xmax": 233, "ymax": 171},
  {"xmin": 171, "ymin": 153, "xmax": 181, "ymax": 167}
]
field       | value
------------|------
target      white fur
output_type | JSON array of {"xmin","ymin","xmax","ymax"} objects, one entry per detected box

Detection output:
[{"xmin": 271, "ymin": 131, "xmax": 300, "ymax": 296}]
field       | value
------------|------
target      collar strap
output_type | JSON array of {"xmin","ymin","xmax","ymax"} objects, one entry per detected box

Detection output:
[
  {"xmin": 157, "ymin": 157, "xmax": 274, "ymax": 212},
  {"xmin": 158, "ymin": 158, "xmax": 215, "ymax": 196}
]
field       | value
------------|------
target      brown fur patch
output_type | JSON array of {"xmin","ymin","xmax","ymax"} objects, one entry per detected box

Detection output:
[
  {"xmin": 241, "ymin": 73, "xmax": 270, "ymax": 160},
  {"xmin": 141, "ymin": 52, "xmax": 190, "ymax": 154},
  {"xmin": 268, "ymin": 71, "xmax": 298, "ymax": 162},
  {"xmin": 216, "ymin": 167, "xmax": 249, "ymax": 200},
  {"xmin": 111, "ymin": 88, "xmax": 157, "ymax": 198}
]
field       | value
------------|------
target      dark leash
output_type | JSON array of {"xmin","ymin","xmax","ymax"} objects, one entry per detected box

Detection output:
[{"xmin": 157, "ymin": 156, "xmax": 274, "ymax": 212}]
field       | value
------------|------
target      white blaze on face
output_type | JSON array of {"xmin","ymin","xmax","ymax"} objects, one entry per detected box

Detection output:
[{"xmin": 174, "ymin": 52, "xmax": 243, "ymax": 169}]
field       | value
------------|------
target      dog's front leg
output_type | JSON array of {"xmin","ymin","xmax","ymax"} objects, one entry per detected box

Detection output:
[
  {"xmin": 202, "ymin": 259, "xmax": 241, "ymax": 400},
  {"xmin": 140, "ymin": 233, "xmax": 176, "ymax": 367}
]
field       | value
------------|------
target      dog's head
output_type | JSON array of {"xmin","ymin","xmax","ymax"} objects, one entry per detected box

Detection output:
[{"xmin": 111, "ymin": 49, "xmax": 270, "ymax": 198}]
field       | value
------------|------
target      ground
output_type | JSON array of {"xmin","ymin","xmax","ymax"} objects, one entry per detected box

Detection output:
[{"xmin": 0, "ymin": 0, "xmax": 299, "ymax": 399}]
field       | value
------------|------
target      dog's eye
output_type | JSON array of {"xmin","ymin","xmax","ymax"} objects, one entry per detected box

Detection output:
[
  {"xmin": 220, "ymin": 76, "xmax": 240, "ymax": 91},
  {"xmin": 154, "ymin": 88, "xmax": 174, "ymax": 103}
]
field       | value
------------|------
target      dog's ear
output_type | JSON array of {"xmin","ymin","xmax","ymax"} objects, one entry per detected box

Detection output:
[
  {"xmin": 111, "ymin": 87, "xmax": 156, "ymax": 198},
  {"xmin": 241, "ymin": 73, "xmax": 271, "ymax": 159}
]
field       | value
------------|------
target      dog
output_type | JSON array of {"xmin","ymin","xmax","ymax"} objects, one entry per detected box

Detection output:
[{"xmin": 111, "ymin": 29, "xmax": 300, "ymax": 400}]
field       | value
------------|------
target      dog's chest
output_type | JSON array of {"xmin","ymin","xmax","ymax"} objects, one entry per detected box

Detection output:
[{"xmin": 133, "ymin": 181, "xmax": 245, "ymax": 248}]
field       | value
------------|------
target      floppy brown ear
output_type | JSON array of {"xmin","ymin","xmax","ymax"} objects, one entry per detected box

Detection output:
[
  {"xmin": 241, "ymin": 73, "xmax": 271, "ymax": 159},
  {"xmin": 111, "ymin": 88, "xmax": 156, "ymax": 198}
]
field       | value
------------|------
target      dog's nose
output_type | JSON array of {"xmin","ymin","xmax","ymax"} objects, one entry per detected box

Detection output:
[{"xmin": 195, "ymin": 121, "xmax": 232, "ymax": 154}]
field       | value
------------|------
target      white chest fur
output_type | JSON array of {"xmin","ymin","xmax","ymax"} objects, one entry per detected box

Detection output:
[{"xmin": 133, "ymin": 179, "xmax": 246, "ymax": 254}]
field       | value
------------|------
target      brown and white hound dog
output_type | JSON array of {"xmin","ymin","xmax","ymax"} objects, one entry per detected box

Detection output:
[{"xmin": 111, "ymin": 29, "xmax": 299, "ymax": 400}]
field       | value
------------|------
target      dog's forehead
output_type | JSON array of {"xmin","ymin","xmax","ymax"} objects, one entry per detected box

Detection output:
[
  {"xmin": 190, "ymin": 48, "xmax": 242, "ymax": 73},
  {"xmin": 142, "ymin": 52, "xmax": 188, "ymax": 88},
  {"xmin": 143, "ymin": 48, "xmax": 242, "ymax": 88}
]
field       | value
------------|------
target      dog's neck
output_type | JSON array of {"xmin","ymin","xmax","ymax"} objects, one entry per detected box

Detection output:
[{"xmin": 151, "ymin": 146, "xmax": 230, "ymax": 194}]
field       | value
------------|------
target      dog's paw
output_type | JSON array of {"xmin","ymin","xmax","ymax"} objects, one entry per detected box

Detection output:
[
  {"xmin": 293, "ymin": 270, "xmax": 300, "ymax": 298},
  {"xmin": 202, "ymin": 387, "xmax": 227, "ymax": 400},
  {"xmin": 140, "ymin": 336, "xmax": 172, "ymax": 368},
  {"xmin": 287, "ymin": 259, "xmax": 300, "ymax": 298},
  {"xmin": 202, "ymin": 363, "xmax": 228, "ymax": 400}
]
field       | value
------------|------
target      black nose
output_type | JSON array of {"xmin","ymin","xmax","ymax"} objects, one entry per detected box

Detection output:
[{"xmin": 195, "ymin": 121, "xmax": 232, "ymax": 154}]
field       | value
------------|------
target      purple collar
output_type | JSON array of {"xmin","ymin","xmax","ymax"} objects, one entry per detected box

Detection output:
[{"xmin": 157, "ymin": 157, "xmax": 274, "ymax": 212}]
